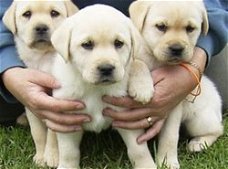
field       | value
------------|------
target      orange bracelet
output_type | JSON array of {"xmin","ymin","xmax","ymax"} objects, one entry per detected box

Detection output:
[
  {"xmin": 179, "ymin": 63, "xmax": 201, "ymax": 103},
  {"xmin": 185, "ymin": 61, "xmax": 203, "ymax": 79}
]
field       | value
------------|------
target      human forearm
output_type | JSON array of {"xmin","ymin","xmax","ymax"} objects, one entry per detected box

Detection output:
[{"xmin": 0, "ymin": 0, "xmax": 25, "ymax": 102}]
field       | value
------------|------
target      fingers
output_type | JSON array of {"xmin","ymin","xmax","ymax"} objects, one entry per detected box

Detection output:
[
  {"xmin": 45, "ymin": 120, "xmax": 82, "ymax": 133},
  {"xmin": 39, "ymin": 111, "xmax": 91, "ymax": 133},
  {"xmin": 137, "ymin": 119, "xmax": 165, "ymax": 144},
  {"xmin": 38, "ymin": 111, "xmax": 91, "ymax": 126},
  {"xmin": 31, "ymin": 92, "xmax": 85, "ymax": 113},
  {"xmin": 103, "ymin": 107, "xmax": 159, "ymax": 121},
  {"xmin": 112, "ymin": 116, "xmax": 160, "ymax": 129},
  {"xmin": 102, "ymin": 95, "xmax": 147, "ymax": 108}
]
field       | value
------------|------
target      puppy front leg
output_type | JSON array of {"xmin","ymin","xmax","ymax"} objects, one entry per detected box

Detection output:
[
  {"xmin": 117, "ymin": 128, "xmax": 156, "ymax": 169},
  {"xmin": 57, "ymin": 131, "xmax": 83, "ymax": 169},
  {"xmin": 44, "ymin": 129, "xmax": 59, "ymax": 168},
  {"xmin": 128, "ymin": 59, "xmax": 154, "ymax": 104},
  {"xmin": 26, "ymin": 108, "xmax": 47, "ymax": 166},
  {"xmin": 157, "ymin": 104, "xmax": 182, "ymax": 169}
]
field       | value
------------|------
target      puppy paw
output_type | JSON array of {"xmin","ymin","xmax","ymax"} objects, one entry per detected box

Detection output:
[
  {"xmin": 58, "ymin": 167, "xmax": 80, "ymax": 169},
  {"xmin": 129, "ymin": 81, "xmax": 154, "ymax": 104},
  {"xmin": 33, "ymin": 154, "xmax": 45, "ymax": 167},
  {"xmin": 158, "ymin": 157, "xmax": 179, "ymax": 169},
  {"xmin": 169, "ymin": 162, "xmax": 180, "ymax": 169},
  {"xmin": 44, "ymin": 153, "xmax": 59, "ymax": 168},
  {"xmin": 129, "ymin": 59, "xmax": 154, "ymax": 104},
  {"xmin": 16, "ymin": 112, "xmax": 29, "ymax": 126},
  {"xmin": 129, "ymin": 85, "xmax": 153, "ymax": 104},
  {"xmin": 163, "ymin": 161, "xmax": 180, "ymax": 169},
  {"xmin": 43, "ymin": 129, "xmax": 59, "ymax": 167},
  {"xmin": 134, "ymin": 163, "xmax": 157, "ymax": 169},
  {"xmin": 187, "ymin": 134, "xmax": 221, "ymax": 152},
  {"xmin": 44, "ymin": 144, "xmax": 59, "ymax": 167},
  {"xmin": 188, "ymin": 137, "xmax": 209, "ymax": 152},
  {"xmin": 132, "ymin": 156, "xmax": 157, "ymax": 169}
]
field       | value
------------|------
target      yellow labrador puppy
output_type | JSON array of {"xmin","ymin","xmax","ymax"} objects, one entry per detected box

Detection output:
[
  {"xmin": 51, "ymin": 4, "xmax": 154, "ymax": 169},
  {"xmin": 3, "ymin": 0, "xmax": 78, "ymax": 167},
  {"xmin": 129, "ymin": 1, "xmax": 223, "ymax": 169}
]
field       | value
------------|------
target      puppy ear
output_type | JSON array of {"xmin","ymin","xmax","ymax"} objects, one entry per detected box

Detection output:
[
  {"xmin": 64, "ymin": 0, "xmax": 79, "ymax": 16},
  {"xmin": 127, "ymin": 20, "xmax": 143, "ymax": 60},
  {"xmin": 201, "ymin": 7, "xmax": 209, "ymax": 35},
  {"xmin": 51, "ymin": 20, "xmax": 72, "ymax": 62},
  {"xmin": 129, "ymin": 1, "xmax": 151, "ymax": 32},
  {"xmin": 2, "ymin": 2, "xmax": 17, "ymax": 34}
]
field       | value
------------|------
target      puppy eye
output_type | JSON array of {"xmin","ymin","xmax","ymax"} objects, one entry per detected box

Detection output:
[
  {"xmin": 114, "ymin": 39, "xmax": 124, "ymax": 49},
  {"xmin": 186, "ymin": 25, "xmax": 195, "ymax": 33},
  {"xmin": 155, "ymin": 24, "xmax": 168, "ymax": 32},
  {"xmin": 81, "ymin": 41, "xmax": 94, "ymax": 50},
  {"xmin": 50, "ymin": 10, "xmax": 60, "ymax": 18},
  {"xmin": 22, "ymin": 11, "xmax": 32, "ymax": 18}
]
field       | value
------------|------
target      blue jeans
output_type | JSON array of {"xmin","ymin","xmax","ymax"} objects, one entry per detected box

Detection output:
[
  {"xmin": 205, "ymin": 45, "xmax": 228, "ymax": 109},
  {"xmin": 0, "ymin": 95, "xmax": 24, "ymax": 125}
]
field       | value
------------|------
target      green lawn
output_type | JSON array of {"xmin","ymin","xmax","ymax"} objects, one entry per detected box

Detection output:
[{"xmin": 0, "ymin": 110, "xmax": 227, "ymax": 169}]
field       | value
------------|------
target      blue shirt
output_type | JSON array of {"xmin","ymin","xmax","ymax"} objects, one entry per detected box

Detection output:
[{"xmin": 0, "ymin": 0, "xmax": 228, "ymax": 103}]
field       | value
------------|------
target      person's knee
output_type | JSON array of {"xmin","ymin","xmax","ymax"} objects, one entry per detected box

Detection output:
[{"xmin": 0, "ymin": 95, "xmax": 24, "ymax": 125}]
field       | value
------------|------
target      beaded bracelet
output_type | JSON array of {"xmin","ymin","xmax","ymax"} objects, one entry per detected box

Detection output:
[
  {"xmin": 185, "ymin": 61, "xmax": 203, "ymax": 79},
  {"xmin": 179, "ymin": 63, "xmax": 201, "ymax": 103}
]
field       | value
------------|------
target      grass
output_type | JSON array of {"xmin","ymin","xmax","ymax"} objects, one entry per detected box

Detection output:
[{"xmin": 0, "ymin": 110, "xmax": 227, "ymax": 169}]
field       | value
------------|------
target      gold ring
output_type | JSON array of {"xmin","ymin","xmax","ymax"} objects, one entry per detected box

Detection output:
[{"xmin": 147, "ymin": 116, "xmax": 153, "ymax": 126}]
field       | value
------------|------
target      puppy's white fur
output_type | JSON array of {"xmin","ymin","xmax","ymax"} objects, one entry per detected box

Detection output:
[
  {"xmin": 51, "ymin": 5, "xmax": 154, "ymax": 169},
  {"xmin": 3, "ymin": 0, "xmax": 78, "ymax": 167},
  {"xmin": 130, "ymin": 1, "xmax": 223, "ymax": 169}
]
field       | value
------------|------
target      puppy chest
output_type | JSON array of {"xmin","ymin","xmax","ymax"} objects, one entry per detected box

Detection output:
[
  {"xmin": 23, "ymin": 53, "xmax": 54, "ymax": 73},
  {"xmin": 82, "ymin": 96, "xmax": 112, "ymax": 132}
]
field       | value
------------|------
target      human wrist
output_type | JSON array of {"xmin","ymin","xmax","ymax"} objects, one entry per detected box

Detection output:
[
  {"xmin": 178, "ymin": 47, "xmax": 206, "ymax": 101},
  {"xmin": 181, "ymin": 47, "xmax": 207, "ymax": 79},
  {"xmin": 191, "ymin": 47, "xmax": 207, "ymax": 73},
  {"xmin": 2, "ymin": 67, "xmax": 25, "ymax": 86}
]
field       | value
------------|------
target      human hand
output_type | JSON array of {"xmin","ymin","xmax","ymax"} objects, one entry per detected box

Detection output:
[
  {"xmin": 103, "ymin": 47, "xmax": 206, "ymax": 143},
  {"xmin": 103, "ymin": 64, "xmax": 201, "ymax": 144},
  {"xmin": 2, "ymin": 67, "xmax": 91, "ymax": 132}
]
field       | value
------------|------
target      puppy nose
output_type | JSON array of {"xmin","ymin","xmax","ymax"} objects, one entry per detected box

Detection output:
[
  {"xmin": 169, "ymin": 44, "xmax": 184, "ymax": 56},
  {"xmin": 97, "ymin": 64, "xmax": 115, "ymax": 76},
  {"xmin": 35, "ymin": 24, "xmax": 49, "ymax": 34}
]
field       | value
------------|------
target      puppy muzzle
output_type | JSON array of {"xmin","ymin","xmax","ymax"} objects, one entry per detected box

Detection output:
[
  {"xmin": 166, "ymin": 44, "xmax": 187, "ymax": 64},
  {"xmin": 168, "ymin": 44, "xmax": 185, "ymax": 57},
  {"xmin": 33, "ymin": 24, "xmax": 51, "ymax": 43},
  {"xmin": 96, "ymin": 64, "xmax": 116, "ymax": 84}
]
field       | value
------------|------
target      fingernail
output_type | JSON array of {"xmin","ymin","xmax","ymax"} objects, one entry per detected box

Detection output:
[
  {"xmin": 53, "ymin": 80, "xmax": 61, "ymax": 88},
  {"xmin": 103, "ymin": 107, "xmax": 114, "ymax": 116},
  {"xmin": 76, "ymin": 103, "xmax": 85, "ymax": 109},
  {"xmin": 103, "ymin": 113, "xmax": 109, "ymax": 117},
  {"xmin": 112, "ymin": 121, "xmax": 119, "ymax": 127},
  {"xmin": 74, "ymin": 126, "xmax": 82, "ymax": 131},
  {"xmin": 102, "ymin": 95, "xmax": 111, "ymax": 102},
  {"xmin": 83, "ymin": 118, "xmax": 91, "ymax": 123},
  {"xmin": 137, "ymin": 137, "xmax": 145, "ymax": 145}
]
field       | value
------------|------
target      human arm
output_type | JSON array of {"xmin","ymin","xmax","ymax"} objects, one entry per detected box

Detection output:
[
  {"xmin": 0, "ymin": 0, "xmax": 25, "ymax": 102},
  {"xmin": 197, "ymin": 0, "xmax": 228, "ymax": 65}
]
